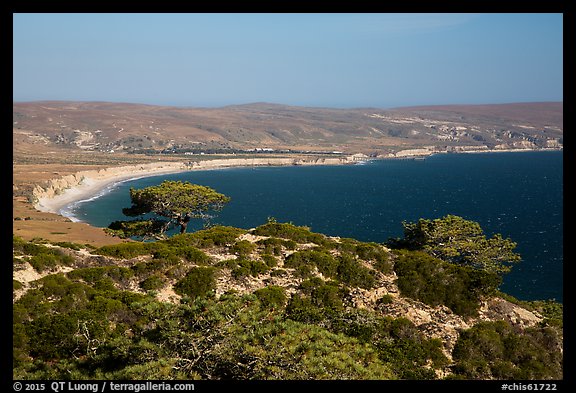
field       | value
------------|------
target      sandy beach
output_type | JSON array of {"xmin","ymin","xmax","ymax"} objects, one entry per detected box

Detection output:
[
  {"xmin": 34, "ymin": 165, "xmax": 188, "ymax": 217},
  {"xmin": 32, "ymin": 156, "xmax": 352, "ymax": 219}
]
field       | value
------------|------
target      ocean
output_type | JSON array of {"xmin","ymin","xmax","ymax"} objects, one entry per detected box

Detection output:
[{"xmin": 68, "ymin": 151, "xmax": 563, "ymax": 302}]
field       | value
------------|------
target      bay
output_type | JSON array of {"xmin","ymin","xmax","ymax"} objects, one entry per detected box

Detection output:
[{"xmin": 70, "ymin": 151, "xmax": 563, "ymax": 302}]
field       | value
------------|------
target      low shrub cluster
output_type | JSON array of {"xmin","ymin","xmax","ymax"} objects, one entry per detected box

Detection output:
[
  {"xmin": 284, "ymin": 277, "xmax": 448, "ymax": 379},
  {"xmin": 256, "ymin": 237, "xmax": 297, "ymax": 255},
  {"xmin": 169, "ymin": 226, "xmax": 246, "ymax": 249},
  {"xmin": 174, "ymin": 267, "xmax": 218, "ymax": 300},
  {"xmin": 254, "ymin": 286, "xmax": 287, "ymax": 308},
  {"xmin": 285, "ymin": 250, "xmax": 376, "ymax": 288},
  {"xmin": 67, "ymin": 266, "xmax": 134, "ymax": 289},
  {"xmin": 451, "ymin": 321, "xmax": 563, "ymax": 379},
  {"xmin": 335, "ymin": 239, "xmax": 393, "ymax": 274},
  {"xmin": 253, "ymin": 221, "xmax": 333, "ymax": 247},
  {"xmin": 12, "ymin": 218, "xmax": 563, "ymax": 381},
  {"xmin": 13, "ymin": 236, "xmax": 74, "ymax": 272},
  {"xmin": 96, "ymin": 242, "xmax": 154, "ymax": 259},
  {"xmin": 393, "ymin": 250, "xmax": 501, "ymax": 317}
]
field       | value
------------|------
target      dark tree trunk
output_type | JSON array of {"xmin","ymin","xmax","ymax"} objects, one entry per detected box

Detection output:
[
  {"xmin": 179, "ymin": 222, "xmax": 188, "ymax": 234},
  {"xmin": 179, "ymin": 213, "xmax": 191, "ymax": 234}
]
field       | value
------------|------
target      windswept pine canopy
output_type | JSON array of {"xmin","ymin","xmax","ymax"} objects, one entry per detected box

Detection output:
[
  {"xmin": 109, "ymin": 181, "xmax": 230, "ymax": 238},
  {"xmin": 392, "ymin": 215, "xmax": 521, "ymax": 275}
]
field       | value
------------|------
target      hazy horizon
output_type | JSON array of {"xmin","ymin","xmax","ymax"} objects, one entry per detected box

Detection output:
[
  {"xmin": 11, "ymin": 98, "xmax": 564, "ymax": 111},
  {"xmin": 13, "ymin": 13, "xmax": 563, "ymax": 108}
]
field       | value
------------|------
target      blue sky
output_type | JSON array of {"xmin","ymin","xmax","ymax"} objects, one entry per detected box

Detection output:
[{"xmin": 13, "ymin": 13, "xmax": 563, "ymax": 108}]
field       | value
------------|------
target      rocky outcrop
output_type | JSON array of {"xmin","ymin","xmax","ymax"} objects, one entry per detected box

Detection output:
[{"xmin": 477, "ymin": 297, "xmax": 542, "ymax": 328}]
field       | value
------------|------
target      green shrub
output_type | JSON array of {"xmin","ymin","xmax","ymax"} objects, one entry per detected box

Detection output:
[
  {"xmin": 285, "ymin": 294, "xmax": 325, "ymax": 323},
  {"xmin": 261, "ymin": 254, "xmax": 278, "ymax": 268},
  {"xmin": 152, "ymin": 244, "xmax": 211, "ymax": 265},
  {"xmin": 330, "ymin": 308, "xmax": 382, "ymax": 343},
  {"xmin": 96, "ymin": 242, "xmax": 153, "ymax": 259},
  {"xmin": 377, "ymin": 339, "xmax": 440, "ymax": 379},
  {"xmin": 52, "ymin": 241, "xmax": 83, "ymax": 251},
  {"xmin": 180, "ymin": 246, "xmax": 211, "ymax": 264},
  {"xmin": 131, "ymin": 260, "xmax": 167, "ymax": 278},
  {"xmin": 253, "ymin": 222, "xmax": 330, "ymax": 246},
  {"xmin": 230, "ymin": 240, "xmax": 257, "ymax": 258},
  {"xmin": 377, "ymin": 294, "xmax": 394, "ymax": 305},
  {"xmin": 299, "ymin": 277, "xmax": 347, "ymax": 310},
  {"xmin": 149, "ymin": 246, "xmax": 179, "ymax": 264},
  {"xmin": 452, "ymin": 320, "xmax": 563, "ymax": 379},
  {"xmin": 94, "ymin": 277, "xmax": 117, "ymax": 292},
  {"xmin": 13, "ymin": 237, "xmax": 75, "ymax": 273},
  {"xmin": 285, "ymin": 278, "xmax": 347, "ymax": 324},
  {"xmin": 25, "ymin": 314, "xmax": 78, "ymax": 359},
  {"xmin": 13, "ymin": 236, "xmax": 47, "ymax": 256},
  {"xmin": 88, "ymin": 295, "xmax": 126, "ymax": 316},
  {"xmin": 139, "ymin": 275, "xmax": 166, "ymax": 292},
  {"xmin": 26, "ymin": 274, "xmax": 94, "ymax": 315},
  {"xmin": 13, "ymin": 322, "xmax": 29, "ymax": 366},
  {"xmin": 28, "ymin": 253, "xmax": 60, "ymax": 272},
  {"xmin": 174, "ymin": 267, "xmax": 217, "ymax": 300},
  {"xmin": 367, "ymin": 316, "xmax": 448, "ymax": 379},
  {"xmin": 231, "ymin": 259, "xmax": 269, "ymax": 279},
  {"xmin": 334, "ymin": 238, "xmax": 360, "ymax": 253},
  {"xmin": 531, "ymin": 300, "xmax": 563, "ymax": 328},
  {"xmin": 393, "ymin": 249, "xmax": 501, "ymax": 317},
  {"xmin": 254, "ymin": 286, "xmax": 287, "ymax": 308},
  {"xmin": 173, "ymin": 293, "xmax": 396, "ymax": 380},
  {"xmin": 28, "ymin": 252, "xmax": 74, "ymax": 273},
  {"xmin": 215, "ymin": 259, "xmax": 239, "ymax": 270},
  {"xmin": 336, "ymin": 253, "xmax": 376, "ymax": 289},
  {"xmin": 355, "ymin": 243, "xmax": 393, "ymax": 273},
  {"xmin": 173, "ymin": 226, "xmax": 245, "ymax": 248},
  {"xmin": 13, "ymin": 280, "xmax": 24, "ymax": 291},
  {"xmin": 292, "ymin": 264, "xmax": 314, "ymax": 279},
  {"xmin": 285, "ymin": 250, "xmax": 339, "ymax": 278},
  {"xmin": 256, "ymin": 238, "xmax": 297, "ymax": 255},
  {"xmin": 68, "ymin": 266, "xmax": 134, "ymax": 286}
]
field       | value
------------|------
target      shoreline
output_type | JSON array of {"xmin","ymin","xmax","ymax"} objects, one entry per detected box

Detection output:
[
  {"xmin": 32, "ymin": 156, "xmax": 352, "ymax": 219},
  {"xmin": 33, "ymin": 163, "xmax": 190, "ymax": 217},
  {"xmin": 31, "ymin": 148, "xmax": 562, "ymax": 222}
]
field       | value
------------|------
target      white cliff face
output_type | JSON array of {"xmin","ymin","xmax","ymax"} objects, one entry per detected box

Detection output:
[
  {"xmin": 31, "ymin": 157, "xmax": 355, "ymax": 215},
  {"xmin": 32, "ymin": 162, "xmax": 188, "ymax": 213}
]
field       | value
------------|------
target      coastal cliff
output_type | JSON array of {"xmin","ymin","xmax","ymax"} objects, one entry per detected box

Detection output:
[{"xmin": 31, "ymin": 156, "xmax": 353, "ymax": 214}]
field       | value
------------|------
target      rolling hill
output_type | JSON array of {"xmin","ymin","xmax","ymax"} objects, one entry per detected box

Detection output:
[{"xmin": 13, "ymin": 101, "xmax": 563, "ymax": 158}]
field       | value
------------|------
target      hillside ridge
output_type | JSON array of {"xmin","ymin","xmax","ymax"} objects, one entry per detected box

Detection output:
[{"xmin": 14, "ymin": 101, "xmax": 563, "ymax": 157}]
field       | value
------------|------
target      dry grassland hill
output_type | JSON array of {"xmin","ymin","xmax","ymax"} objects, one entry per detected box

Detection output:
[{"xmin": 13, "ymin": 101, "xmax": 563, "ymax": 157}]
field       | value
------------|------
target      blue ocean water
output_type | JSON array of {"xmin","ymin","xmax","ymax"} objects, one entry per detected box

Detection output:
[{"xmin": 70, "ymin": 151, "xmax": 563, "ymax": 302}]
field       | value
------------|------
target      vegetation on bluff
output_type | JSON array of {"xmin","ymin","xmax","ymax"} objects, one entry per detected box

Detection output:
[
  {"xmin": 393, "ymin": 250, "xmax": 501, "ymax": 317},
  {"xmin": 12, "ymin": 216, "xmax": 563, "ymax": 380},
  {"xmin": 389, "ymin": 214, "xmax": 521, "ymax": 274}
]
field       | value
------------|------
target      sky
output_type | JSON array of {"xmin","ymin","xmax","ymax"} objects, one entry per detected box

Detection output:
[{"xmin": 13, "ymin": 13, "xmax": 563, "ymax": 108}]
